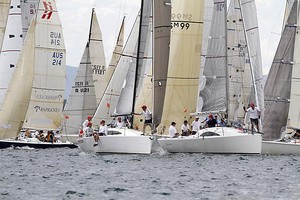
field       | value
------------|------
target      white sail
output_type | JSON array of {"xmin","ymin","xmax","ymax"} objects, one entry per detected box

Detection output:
[
  {"xmin": 63, "ymin": 45, "xmax": 97, "ymax": 135},
  {"xmin": 160, "ymin": 0, "xmax": 204, "ymax": 130},
  {"xmin": 115, "ymin": 0, "xmax": 152, "ymax": 116},
  {"xmin": 20, "ymin": 0, "xmax": 38, "ymax": 40},
  {"xmin": 0, "ymin": 13, "xmax": 35, "ymax": 139},
  {"xmin": 92, "ymin": 14, "xmax": 141, "ymax": 125},
  {"xmin": 198, "ymin": 0, "xmax": 227, "ymax": 114},
  {"xmin": 105, "ymin": 17, "xmax": 125, "ymax": 83},
  {"xmin": 227, "ymin": 0, "xmax": 252, "ymax": 122},
  {"xmin": 22, "ymin": 0, "xmax": 66, "ymax": 130},
  {"xmin": 0, "ymin": 0, "xmax": 23, "ymax": 107},
  {"xmin": 239, "ymin": 0, "xmax": 264, "ymax": 115},
  {"xmin": 0, "ymin": 0, "xmax": 10, "ymax": 52},
  {"xmin": 89, "ymin": 9, "xmax": 106, "ymax": 104},
  {"xmin": 263, "ymin": 0, "xmax": 297, "ymax": 140}
]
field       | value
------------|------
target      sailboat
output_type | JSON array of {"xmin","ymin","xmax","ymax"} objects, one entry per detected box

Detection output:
[
  {"xmin": 60, "ymin": 9, "xmax": 124, "ymax": 143},
  {"xmin": 77, "ymin": 0, "xmax": 171, "ymax": 154},
  {"xmin": 0, "ymin": 0, "xmax": 76, "ymax": 149},
  {"xmin": 261, "ymin": 0, "xmax": 300, "ymax": 155},
  {"xmin": 158, "ymin": 0, "xmax": 262, "ymax": 154}
]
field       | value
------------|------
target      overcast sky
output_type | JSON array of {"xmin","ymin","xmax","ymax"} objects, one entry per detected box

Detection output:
[{"xmin": 56, "ymin": 0, "xmax": 286, "ymax": 75}]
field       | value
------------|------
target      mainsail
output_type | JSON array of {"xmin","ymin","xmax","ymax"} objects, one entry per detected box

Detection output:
[
  {"xmin": 22, "ymin": 0, "xmax": 66, "ymax": 130},
  {"xmin": 0, "ymin": 0, "xmax": 23, "ymax": 107},
  {"xmin": 92, "ymin": 14, "xmax": 141, "ymax": 125},
  {"xmin": 88, "ymin": 9, "xmax": 107, "ymax": 104},
  {"xmin": 20, "ymin": 0, "xmax": 39, "ymax": 40},
  {"xmin": 160, "ymin": 0, "xmax": 204, "ymax": 130},
  {"xmin": 263, "ymin": 0, "xmax": 298, "ymax": 140},
  {"xmin": 115, "ymin": 0, "xmax": 152, "ymax": 116},
  {"xmin": 227, "ymin": 0, "xmax": 252, "ymax": 122},
  {"xmin": 198, "ymin": 0, "xmax": 227, "ymax": 114},
  {"xmin": 0, "ymin": 0, "xmax": 10, "ymax": 52}
]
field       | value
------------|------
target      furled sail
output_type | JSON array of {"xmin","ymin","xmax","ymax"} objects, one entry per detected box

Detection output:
[
  {"xmin": 160, "ymin": 0, "xmax": 204, "ymax": 130},
  {"xmin": 0, "ymin": 0, "xmax": 23, "ymax": 107},
  {"xmin": 22, "ymin": 0, "xmax": 66, "ymax": 130},
  {"xmin": 263, "ymin": 0, "xmax": 298, "ymax": 140}
]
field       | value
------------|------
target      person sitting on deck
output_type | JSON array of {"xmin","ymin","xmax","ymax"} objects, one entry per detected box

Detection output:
[
  {"xmin": 169, "ymin": 122, "xmax": 179, "ymax": 138},
  {"xmin": 181, "ymin": 120, "xmax": 190, "ymax": 136},
  {"xmin": 205, "ymin": 114, "xmax": 217, "ymax": 128}
]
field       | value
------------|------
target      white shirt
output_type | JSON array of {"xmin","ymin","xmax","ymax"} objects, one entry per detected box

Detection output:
[
  {"xmin": 191, "ymin": 120, "xmax": 201, "ymax": 132},
  {"xmin": 141, "ymin": 109, "xmax": 152, "ymax": 120},
  {"xmin": 181, "ymin": 124, "xmax": 190, "ymax": 132},
  {"xmin": 116, "ymin": 121, "xmax": 124, "ymax": 128},
  {"xmin": 246, "ymin": 107, "xmax": 261, "ymax": 119},
  {"xmin": 82, "ymin": 119, "xmax": 90, "ymax": 131},
  {"xmin": 99, "ymin": 124, "xmax": 108, "ymax": 135},
  {"xmin": 169, "ymin": 125, "xmax": 177, "ymax": 138}
]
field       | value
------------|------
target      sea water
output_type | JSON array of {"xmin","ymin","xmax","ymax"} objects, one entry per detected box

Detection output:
[{"xmin": 0, "ymin": 147, "xmax": 300, "ymax": 200}]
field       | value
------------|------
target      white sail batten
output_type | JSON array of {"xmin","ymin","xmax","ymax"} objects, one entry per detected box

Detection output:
[
  {"xmin": 198, "ymin": 0, "xmax": 227, "ymax": 113},
  {"xmin": 227, "ymin": 0, "xmax": 252, "ymax": 122},
  {"xmin": 115, "ymin": 0, "xmax": 152, "ymax": 116},
  {"xmin": 0, "ymin": 0, "xmax": 10, "ymax": 52},
  {"xmin": 92, "ymin": 14, "xmax": 141, "ymax": 125},
  {"xmin": 0, "ymin": 16, "xmax": 35, "ymax": 139},
  {"xmin": 263, "ymin": 0, "xmax": 297, "ymax": 140},
  {"xmin": 20, "ymin": 0, "xmax": 38, "ymax": 41},
  {"xmin": 0, "ymin": 0, "xmax": 23, "ymax": 107},
  {"xmin": 152, "ymin": 0, "xmax": 171, "ymax": 127},
  {"xmin": 23, "ymin": 0, "xmax": 66, "ymax": 130},
  {"xmin": 160, "ymin": 0, "xmax": 204, "ymax": 130},
  {"xmin": 89, "ymin": 9, "xmax": 107, "ymax": 104}
]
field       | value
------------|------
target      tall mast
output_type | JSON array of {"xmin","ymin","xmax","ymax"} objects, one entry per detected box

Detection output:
[
  {"xmin": 87, "ymin": 8, "xmax": 95, "ymax": 47},
  {"xmin": 224, "ymin": 0, "xmax": 229, "ymax": 121},
  {"xmin": 131, "ymin": 0, "xmax": 144, "ymax": 127}
]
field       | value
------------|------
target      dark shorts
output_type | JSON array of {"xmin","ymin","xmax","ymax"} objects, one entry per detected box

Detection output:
[
  {"xmin": 99, "ymin": 133, "xmax": 106, "ymax": 136},
  {"xmin": 250, "ymin": 118, "xmax": 259, "ymax": 125},
  {"xmin": 144, "ymin": 119, "xmax": 152, "ymax": 124}
]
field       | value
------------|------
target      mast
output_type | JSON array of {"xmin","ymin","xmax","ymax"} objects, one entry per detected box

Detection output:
[
  {"xmin": 87, "ymin": 8, "xmax": 94, "ymax": 46},
  {"xmin": 130, "ymin": 0, "xmax": 144, "ymax": 127},
  {"xmin": 224, "ymin": 0, "xmax": 229, "ymax": 121}
]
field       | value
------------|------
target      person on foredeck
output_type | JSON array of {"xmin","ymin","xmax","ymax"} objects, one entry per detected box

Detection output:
[
  {"xmin": 132, "ymin": 105, "xmax": 152, "ymax": 135},
  {"xmin": 244, "ymin": 102, "xmax": 261, "ymax": 132},
  {"xmin": 116, "ymin": 117, "xmax": 125, "ymax": 128},
  {"xmin": 83, "ymin": 116, "xmax": 92, "ymax": 131},
  {"xmin": 99, "ymin": 120, "xmax": 108, "ymax": 136},
  {"xmin": 191, "ymin": 117, "xmax": 201, "ymax": 135}
]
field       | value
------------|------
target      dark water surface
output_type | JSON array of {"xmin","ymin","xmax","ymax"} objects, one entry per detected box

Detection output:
[{"xmin": 0, "ymin": 147, "xmax": 300, "ymax": 200}]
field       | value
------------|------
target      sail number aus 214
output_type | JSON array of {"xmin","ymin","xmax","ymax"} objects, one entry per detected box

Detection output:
[{"xmin": 52, "ymin": 52, "xmax": 64, "ymax": 66}]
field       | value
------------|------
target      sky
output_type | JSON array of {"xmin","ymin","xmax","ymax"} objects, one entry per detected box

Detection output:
[{"xmin": 56, "ymin": 0, "xmax": 287, "ymax": 75}]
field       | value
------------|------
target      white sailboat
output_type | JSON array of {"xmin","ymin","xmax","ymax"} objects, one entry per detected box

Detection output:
[
  {"xmin": 0, "ymin": 0, "xmax": 76, "ymax": 149},
  {"xmin": 262, "ymin": 0, "xmax": 300, "ymax": 155},
  {"xmin": 158, "ymin": 0, "xmax": 262, "ymax": 154},
  {"xmin": 61, "ymin": 9, "xmax": 124, "ymax": 143},
  {"xmin": 78, "ymin": 0, "xmax": 171, "ymax": 154}
]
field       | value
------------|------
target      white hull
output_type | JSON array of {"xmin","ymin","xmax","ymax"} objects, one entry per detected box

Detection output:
[
  {"xmin": 262, "ymin": 140, "xmax": 300, "ymax": 155},
  {"xmin": 158, "ymin": 127, "xmax": 262, "ymax": 154},
  {"xmin": 77, "ymin": 128, "xmax": 153, "ymax": 154}
]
